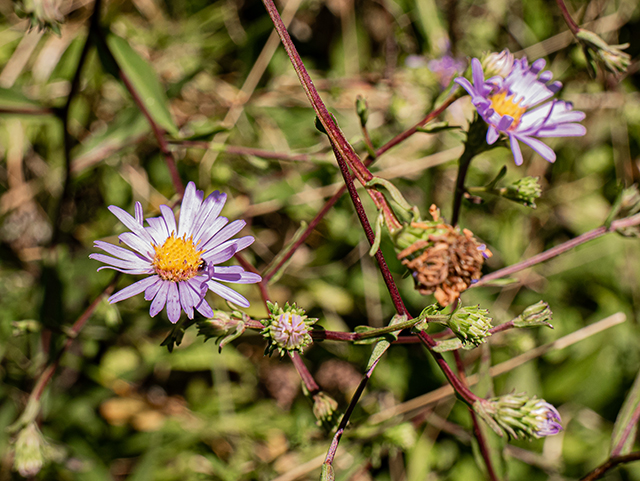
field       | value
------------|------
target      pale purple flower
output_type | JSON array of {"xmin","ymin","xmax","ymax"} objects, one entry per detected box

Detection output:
[
  {"xmin": 455, "ymin": 54, "xmax": 586, "ymax": 165},
  {"xmin": 428, "ymin": 54, "xmax": 466, "ymax": 87},
  {"xmin": 273, "ymin": 313, "xmax": 311, "ymax": 350},
  {"xmin": 531, "ymin": 400, "xmax": 563, "ymax": 437},
  {"xmin": 90, "ymin": 182, "xmax": 261, "ymax": 323}
]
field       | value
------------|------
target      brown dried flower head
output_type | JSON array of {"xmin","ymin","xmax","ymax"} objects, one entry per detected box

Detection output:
[{"xmin": 395, "ymin": 205, "xmax": 491, "ymax": 306}]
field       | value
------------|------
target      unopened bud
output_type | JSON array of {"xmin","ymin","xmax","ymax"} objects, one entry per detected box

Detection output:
[
  {"xmin": 481, "ymin": 49, "xmax": 515, "ymax": 78},
  {"xmin": 14, "ymin": 0, "xmax": 64, "ymax": 35},
  {"xmin": 197, "ymin": 311, "xmax": 246, "ymax": 351},
  {"xmin": 13, "ymin": 423, "xmax": 44, "ymax": 477},
  {"xmin": 512, "ymin": 301, "xmax": 553, "ymax": 328},
  {"xmin": 356, "ymin": 96, "xmax": 369, "ymax": 127},
  {"xmin": 313, "ymin": 392, "xmax": 339, "ymax": 425},
  {"xmin": 474, "ymin": 394, "xmax": 563, "ymax": 439},
  {"xmin": 448, "ymin": 305, "xmax": 493, "ymax": 347},
  {"xmin": 576, "ymin": 29, "xmax": 630, "ymax": 76},
  {"xmin": 502, "ymin": 177, "xmax": 542, "ymax": 208}
]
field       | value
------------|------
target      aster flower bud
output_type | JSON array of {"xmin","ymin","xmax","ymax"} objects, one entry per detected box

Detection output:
[
  {"xmin": 474, "ymin": 394, "xmax": 563, "ymax": 440},
  {"xmin": 481, "ymin": 49, "xmax": 515, "ymax": 79},
  {"xmin": 312, "ymin": 392, "xmax": 339, "ymax": 425},
  {"xmin": 424, "ymin": 304, "xmax": 492, "ymax": 347},
  {"xmin": 13, "ymin": 423, "xmax": 44, "ymax": 477},
  {"xmin": 394, "ymin": 205, "xmax": 489, "ymax": 306},
  {"xmin": 197, "ymin": 310, "xmax": 246, "ymax": 351},
  {"xmin": 15, "ymin": 0, "xmax": 64, "ymax": 35},
  {"xmin": 501, "ymin": 176, "xmax": 542, "ymax": 208},
  {"xmin": 576, "ymin": 28, "xmax": 631, "ymax": 76},
  {"xmin": 512, "ymin": 301, "xmax": 553, "ymax": 328},
  {"xmin": 261, "ymin": 302, "xmax": 317, "ymax": 356},
  {"xmin": 356, "ymin": 96, "xmax": 369, "ymax": 127}
]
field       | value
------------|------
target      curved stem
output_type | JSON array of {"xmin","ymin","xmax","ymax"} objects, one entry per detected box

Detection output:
[
  {"xmin": 450, "ymin": 148, "xmax": 474, "ymax": 227},
  {"xmin": 555, "ymin": 0, "xmax": 580, "ymax": 35},
  {"xmin": 580, "ymin": 452, "xmax": 640, "ymax": 481}
]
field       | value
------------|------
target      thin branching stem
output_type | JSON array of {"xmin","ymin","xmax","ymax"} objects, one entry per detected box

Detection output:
[
  {"xmin": 453, "ymin": 350, "xmax": 499, "ymax": 481},
  {"xmin": 474, "ymin": 213, "xmax": 640, "ymax": 287},
  {"xmin": 555, "ymin": 0, "xmax": 580, "ymax": 35},
  {"xmin": 580, "ymin": 452, "xmax": 640, "ymax": 481}
]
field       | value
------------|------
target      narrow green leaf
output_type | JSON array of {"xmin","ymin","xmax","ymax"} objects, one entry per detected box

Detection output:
[{"xmin": 106, "ymin": 33, "xmax": 178, "ymax": 136}]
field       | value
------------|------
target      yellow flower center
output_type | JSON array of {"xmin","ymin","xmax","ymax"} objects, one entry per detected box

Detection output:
[
  {"xmin": 488, "ymin": 90, "xmax": 527, "ymax": 127},
  {"xmin": 152, "ymin": 233, "xmax": 205, "ymax": 282}
]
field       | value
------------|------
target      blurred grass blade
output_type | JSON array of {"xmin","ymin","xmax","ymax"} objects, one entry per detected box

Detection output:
[
  {"xmin": 611, "ymin": 368, "xmax": 640, "ymax": 456},
  {"xmin": 106, "ymin": 33, "xmax": 178, "ymax": 136},
  {"xmin": 264, "ymin": 221, "xmax": 308, "ymax": 284}
]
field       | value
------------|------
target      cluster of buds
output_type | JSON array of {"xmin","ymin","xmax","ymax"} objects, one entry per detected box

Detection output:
[
  {"xmin": 474, "ymin": 394, "xmax": 563, "ymax": 440},
  {"xmin": 312, "ymin": 392, "xmax": 339, "ymax": 426},
  {"xmin": 394, "ymin": 205, "xmax": 491, "ymax": 306},
  {"xmin": 512, "ymin": 301, "xmax": 553, "ymax": 328},
  {"xmin": 261, "ymin": 302, "xmax": 317, "ymax": 356}
]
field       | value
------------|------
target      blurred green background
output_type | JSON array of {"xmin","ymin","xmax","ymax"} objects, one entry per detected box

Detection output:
[{"xmin": 1, "ymin": 0, "xmax": 640, "ymax": 479}]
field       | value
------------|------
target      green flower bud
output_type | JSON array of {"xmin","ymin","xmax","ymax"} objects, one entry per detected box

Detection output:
[
  {"xmin": 355, "ymin": 95, "xmax": 369, "ymax": 127},
  {"xmin": 312, "ymin": 392, "xmax": 339, "ymax": 425},
  {"xmin": 502, "ymin": 176, "xmax": 542, "ymax": 208},
  {"xmin": 512, "ymin": 301, "xmax": 553, "ymax": 328},
  {"xmin": 261, "ymin": 302, "xmax": 317, "ymax": 356},
  {"xmin": 448, "ymin": 305, "xmax": 493, "ymax": 347},
  {"xmin": 576, "ymin": 28, "xmax": 630, "ymax": 76},
  {"xmin": 197, "ymin": 310, "xmax": 246, "ymax": 351},
  {"xmin": 474, "ymin": 394, "xmax": 563, "ymax": 440},
  {"xmin": 13, "ymin": 423, "xmax": 44, "ymax": 477},
  {"xmin": 14, "ymin": 0, "xmax": 64, "ymax": 35}
]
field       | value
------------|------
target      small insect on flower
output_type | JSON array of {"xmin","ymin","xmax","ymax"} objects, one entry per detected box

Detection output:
[
  {"xmin": 455, "ymin": 51, "xmax": 586, "ymax": 165},
  {"xmin": 90, "ymin": 182, "xmax": 261, "ymax": 323}
]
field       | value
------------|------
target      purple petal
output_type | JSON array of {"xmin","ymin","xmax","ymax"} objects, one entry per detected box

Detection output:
[
  {"xmin": 233, "ymin": 235, "xmax": 255, "ymax": 252},
  {"xmin": 160, "ymin": 205, "xmax": 177, "ymax": 235},
  {"xmin": 145, "ymin": 278, "xmax": 163, "ymax": 301},
  {"xmin": 211, "ymin": 266, "xmax": 262, "ymax": 284},
  {"xmin": 146, "ymin": 217, "xmax": 170, "ymax": 244},
  {"xmin": 192, "ymin": 191, "xmax": 227, "ymax": 242},
  {"xmin": 134, "ymin": 202, "xmax": 144, "ymax": 225},
  {"xmin": 178, "ymin": 182, "xmax": 202, "ymax": 238},
  {"xmin": 471, "ymin": 58, "xmax": 485, "ymax": 89},
  {"xmin": 109, "ymin": 276, "xmax": 159, "ymax": 304},
  {"xmin": 200, "ymin": 219, "xmax": 246, "ymax": 252},
  {"xmin": 536, "ymin": 123, "xmax": 587, "ymax": 137},
  {"xmin": 206, "ymin": 280, "xmax": 250, "ymax": 307},
  {"xmin": 108, "ymin": 206, "xmax": 155, "ymax": 244},
  {"xmin": 178, "ymin": 281, "xmax": 196, "ymax": 319},
  {"xmin": 93, "ymin": 241, "xmax": 150, "ymax": 263},
  {"xmin": 90, "ymin": 253, "xmax": 150, "ymax": 271},
  {"xmin": 509, "ymin": 135, "xmax": 524, "ymax": 166},
  {"xmin": 166, "ymin": 282, "xmax": 181, "ymax": 323},
  {"xmin": 517, "ymin": 135, "xmax": 556, "ymax": 162},
  {"xmin": 118, "ymin": 232, "xmax": 154, "ymax": 257},
  {"xmin": 196, "ymin": 298, "xmax": 214, "ymax": 318},
  {"xmin": 149, "ymin": 281, "xmax": 170, "ymax": 317},
  {"xmin": 203, "ymin": 241, "xmax": 238, "ymax": 265},
  {"xmin": 194, "ymin": 217, "xmax": 228, "ymax": 249},
  {"xmin": 486, "ymin": 126, "xmax": 500, "ymax": 145}
]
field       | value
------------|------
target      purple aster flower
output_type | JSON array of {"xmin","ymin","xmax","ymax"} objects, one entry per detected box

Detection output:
[
  {"xmin": 90, "ymin": 182, "xmax": 261, "ymax": 323},
  {"xmin": 531, "ymin": 400, "xmax": 563, "ymax": 437},
  {"xmin": 455, "ymin": 54, "xmax": 586, "ymax": 165}
]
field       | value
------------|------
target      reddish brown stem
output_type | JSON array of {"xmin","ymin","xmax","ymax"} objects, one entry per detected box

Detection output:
[
  {"xmin": 417, "ymin": 331, "xmax": 477, "ymax": 405},
  {"xmin": 0, "ymin": 107, "xmax": 55, "ymax": 115},
  {"xmin": 234, "ymin": 252, "xmax": 271, "ymax": 310},
  {"xmin": 555, "ymin": 0, "xmax": 580, "ymax": 35},
  {"xmin": 289, "ymin": 351, "xmax": 320, "ymax": 395},
  {"xmin": 453, "ymin": 351, "xmax": 500, "ymax": 481},
  {"xmin": 611, "ymin": 402, "xmax": 640, "ymax": 457},
  {"xmin": 474, "ymin": 213, "xmax": 640, "ymax": 287},
  {"xmin": 580, "ymin": 452, "xmax": 640, "ymax": 481}
]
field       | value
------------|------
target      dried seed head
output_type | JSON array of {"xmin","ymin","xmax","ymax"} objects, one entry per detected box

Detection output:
[{"xmin": 395, "ymin": 206, "xmax": 490, "ymax": 306}]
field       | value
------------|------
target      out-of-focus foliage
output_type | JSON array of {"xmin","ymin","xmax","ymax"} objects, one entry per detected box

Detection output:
[{"xmin": 0, "ymin": 0, "xmax": 639, "ymax": 479}]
